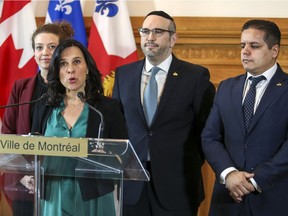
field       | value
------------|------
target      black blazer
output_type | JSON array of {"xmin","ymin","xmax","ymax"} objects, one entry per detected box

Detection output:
[
  {"xmin": 113, "ymin": 55, "xmax": 215, "ymax": 210},
  {"xmin": 31, "ymin": 95, "xmax": 128, "ymax": 201}
]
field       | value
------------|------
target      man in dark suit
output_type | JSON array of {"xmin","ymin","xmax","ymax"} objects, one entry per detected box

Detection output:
[
  {"xmin": 202, "ymin": 19, "xmax": 288, "ymax": 216},
  {"xmin": 113, "ymin": 10, "xmax": 215, "ymax": 216}
]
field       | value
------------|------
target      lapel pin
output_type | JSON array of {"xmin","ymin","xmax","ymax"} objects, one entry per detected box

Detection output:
[
  {"xmin": 173, "ymin": 72, "xmax": 178, "ymax": 76},
  {"xmin": 276, "ymin": 83, "xmax": 282, "ymax": 86}
]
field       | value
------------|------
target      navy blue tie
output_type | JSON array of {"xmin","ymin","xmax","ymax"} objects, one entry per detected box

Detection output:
[
  {"xmin": 243, "ymin": 76, "xmax": 265, "ymax": 130},
  {"xmin": 143, "ymin": 67, "xmax": 160, "ymax": 125}
]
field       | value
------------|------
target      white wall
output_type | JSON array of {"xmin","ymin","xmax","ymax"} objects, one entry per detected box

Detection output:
[{"xmin": 0, "ymin": 0, "xmax": 288, "ymax": 18}]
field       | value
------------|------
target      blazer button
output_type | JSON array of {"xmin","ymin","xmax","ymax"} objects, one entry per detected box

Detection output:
[
  {"xmin": 245, "ymin": 143, "xmax": 249, "ymax": 148},
  {"xmin": 149, "ymin": 131, "xmax": 153, "ymax": 136}
]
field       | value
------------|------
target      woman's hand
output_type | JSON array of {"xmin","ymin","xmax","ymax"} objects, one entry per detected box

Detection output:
[{"xmin": 20, "ymin": 175, "xmax": 34, "ymax": 194}]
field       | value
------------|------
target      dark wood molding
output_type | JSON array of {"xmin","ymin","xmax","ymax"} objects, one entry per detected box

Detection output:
[{"xmin": 37, "ymin": 16, "xmax": 288, "ymax": 87}]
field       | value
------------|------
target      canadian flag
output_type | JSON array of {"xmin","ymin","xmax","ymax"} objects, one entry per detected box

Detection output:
[
  {"xmin": 0, "ymin": 1, "xmax": 38, "ymax": 129},
  {"xmin": 88, "ymin": 0, "xmax": 138, "ymax": 97}
]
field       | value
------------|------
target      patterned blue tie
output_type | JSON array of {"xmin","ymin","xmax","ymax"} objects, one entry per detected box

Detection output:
[
  {"xmin": 143, "ymin": 67, "xmax": 160, "ymax": 125},
  {"xmin": 243, "ymin": 76, "xmax": 265, "ymax": 130}
]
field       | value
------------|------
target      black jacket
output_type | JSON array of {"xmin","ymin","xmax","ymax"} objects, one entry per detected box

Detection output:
[{"xmin": 31, "ymin": 94, "xmax": 128, "ymax": 200}]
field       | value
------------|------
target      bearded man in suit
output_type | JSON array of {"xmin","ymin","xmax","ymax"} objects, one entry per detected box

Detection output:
[{"xmin": 113, "ymin": 10, "xmax": 215, "ymax": 216}]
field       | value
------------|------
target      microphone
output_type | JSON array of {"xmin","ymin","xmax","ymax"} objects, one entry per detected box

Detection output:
[
  {"xmin": 0, "ymin": 93, "xmax": 48, "ymax": 109},
  {"xmin": 77, "ymin": 92, "xmax": 105, "ymax": 145}
]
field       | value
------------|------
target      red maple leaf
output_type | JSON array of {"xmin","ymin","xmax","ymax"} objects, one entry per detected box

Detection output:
[{"xmin": 0, "ymin": 35, "xmax": 37, "ymax": 118}]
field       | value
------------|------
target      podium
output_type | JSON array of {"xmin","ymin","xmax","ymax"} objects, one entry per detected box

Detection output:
[{"xmin": 0, "ymin": 134, "xmax": 149, "ymax": 216}]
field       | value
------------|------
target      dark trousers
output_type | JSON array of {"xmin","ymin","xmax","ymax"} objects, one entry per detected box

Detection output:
[
  {"xmin": 123, "ymin": 162, "xmax": 198, "ymax": 216},
  {"xmin": 12, "ymin": 200, "xmax": 34, "ymax": 216}
]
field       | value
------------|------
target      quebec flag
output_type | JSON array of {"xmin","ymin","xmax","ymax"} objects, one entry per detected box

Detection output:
[{"xmin": 46, "ymin": 0, "xmax": 87, "ymax": 47}]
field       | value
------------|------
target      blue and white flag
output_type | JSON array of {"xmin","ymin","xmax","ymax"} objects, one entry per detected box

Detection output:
[{"xmin": 46, "ymin": 0, "xmax": 87, "ymax": 47}]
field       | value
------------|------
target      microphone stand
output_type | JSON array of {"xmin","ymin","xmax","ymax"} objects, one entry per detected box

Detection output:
[
  {"xmin": 0, "ymin": 93, "xmax": 48, "ymax": 108},
  {"xmin": 77, "ymin": 92, "xmax": 105, "ymax": 153}
]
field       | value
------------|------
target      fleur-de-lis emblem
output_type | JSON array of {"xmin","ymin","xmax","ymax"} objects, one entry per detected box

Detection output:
[
  {"xmin": 55, "ymin": 0, "xmax": 74, "ymax": 15},
  {"xmin": 96, "ymin": 0, "xmax": 119, "ymax": 17}
]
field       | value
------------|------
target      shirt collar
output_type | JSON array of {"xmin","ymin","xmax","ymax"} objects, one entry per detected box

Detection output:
[
  {"xmin": 145, "ymin": 54, "xmax": 173, "ymax": 73},
  {"xmin": 246, "ymin": 63, "xmax": 277, "ymax": 82}
]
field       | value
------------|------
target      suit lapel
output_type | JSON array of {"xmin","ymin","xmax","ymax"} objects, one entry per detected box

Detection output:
[
  {"xmin": 133, "ymin": 60, "xmax": 149, "ymax": 126},
  {"xmin": 151, "ymin": 57, "xmax": 179, "ymax": 125},
  {"xmin": 20, "ymin": 76, "xmax": 38, "ymax": 133},
  {"xmin": 248, "ymin": 67, "xmax": 288, "ymax": 134},
  {"xmin": 232, "ymin": 75, "xmax": 247, "ymax": 135}
]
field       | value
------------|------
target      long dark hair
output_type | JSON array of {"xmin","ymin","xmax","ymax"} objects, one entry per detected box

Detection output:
[{"xmin": 47, "ymin": 39, "xmax": 104, "ymax": 107}]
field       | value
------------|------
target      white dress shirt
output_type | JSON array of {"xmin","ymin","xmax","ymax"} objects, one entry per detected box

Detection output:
[{"xmin": 141, "ymin": 54, "xmax": 172, "ymax": 105}]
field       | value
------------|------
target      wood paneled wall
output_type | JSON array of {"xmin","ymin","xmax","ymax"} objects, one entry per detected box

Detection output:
[
  {"xmin": 130, "ymin": 17, "xmax": 288, "ymax": 89},
  {"xmin": 37, "ymin": 17, "xmax": 288, "ymax": 216},
  {"xmin": 37, "ymin": 16, "xmax": 288, "ymax": 88}
]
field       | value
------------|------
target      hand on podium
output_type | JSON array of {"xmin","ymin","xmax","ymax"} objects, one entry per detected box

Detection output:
[{"xmin": 20, "ymin": 175, "xmax": 34, "ymax": 194}]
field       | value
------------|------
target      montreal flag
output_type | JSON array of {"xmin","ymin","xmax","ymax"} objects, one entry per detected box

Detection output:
[{"xmin": 88, "ymin": 0, "xmax": 138, "ymax": 97}]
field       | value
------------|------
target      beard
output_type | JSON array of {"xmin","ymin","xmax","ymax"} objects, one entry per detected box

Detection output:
[{"xmin": 142, "ymin": 44, "xmax": 170, "ymax": 62}]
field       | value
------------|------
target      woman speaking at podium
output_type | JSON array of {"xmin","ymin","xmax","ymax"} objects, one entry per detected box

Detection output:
[
  {"xmin": 31, "ymin": 39, "xmax": 128, "ymax": 216},
  {"xmin": 1, "ymin": 22, "xmax": 74, "ymax": 216}
]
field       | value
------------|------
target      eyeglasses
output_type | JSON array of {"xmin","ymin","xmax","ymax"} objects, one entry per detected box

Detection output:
[{"xmin": 138, "ymin": 28, "xmax": 175, "ymax": 37}]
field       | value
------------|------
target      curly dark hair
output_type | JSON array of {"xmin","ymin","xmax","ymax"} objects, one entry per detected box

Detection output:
[
  {"xmin": 46, "ymin": 39, "xmax": 104, "ymax": 107},
  {"xmin": 31, "ymin": 21, "xmax": 74, "ymax": 50}
]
